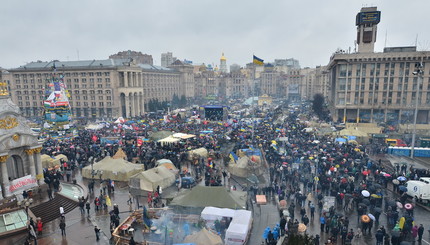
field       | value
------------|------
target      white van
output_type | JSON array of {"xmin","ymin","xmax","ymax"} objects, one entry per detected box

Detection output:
[{"xmin": 405, "ymin": 177, "xmax": 430, "ymax": 203}]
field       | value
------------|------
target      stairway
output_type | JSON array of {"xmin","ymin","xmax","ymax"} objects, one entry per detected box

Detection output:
[{"xmin": 29, "ymin": 193, "xmax": 78, "ymax": 223}]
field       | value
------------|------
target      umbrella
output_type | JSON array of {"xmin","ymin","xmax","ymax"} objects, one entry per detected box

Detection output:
[
  {"xmin": 404, "ymin": 203, "xmax": 414, "ymax": 210},
  {"xmin": 298, "ymin": 223, "xmax": 307, "ymax": 232},
  {"xmin": 371, "ymin": 194, "xmax": 382, "ymax": 198},
  {"xmin": 362, "ymin": 171, "xmax": 369, "ymax": 176},
  {"xmin": 373, "ymin": 183, "xmax": 382, "ymax": 189},
  {"xmin": 396, "ymin": 202, "xmax": 403, "ymax": 209},
  {"xmin": 384, "ymin": 173, "xmax": 391, "ymax": 177},
  {"xmin": 362, "ymin": 199, "xmax": 370, "ymax": 205},
  {"xmin": 397, "ymin": 176, "xmax": 407, "ymax": 181},
  {"xmin": 361, "ymin": 190, "xmax": 370, "ymax": 197},
  {"xmin": 398, "ymin": 186, "xmax": 408, "ymax": 192},
  {"xmin": 374, "ymin": 207, "xmax": 382, "ymax": 213},
  {"xmin": 361, "ymin": 215, "xmax": 371, "ymax": 223},
  {"xmin": 358, "ymin": 203, "xmax": 367, "ymax": 208},
  {"xmin": 368, "ymin": 213, "xmax": 376, "ymax": 221},
  {"xmin": 387, "ymin": 200, "xmax": 396, "ymax": 207},
  {"xmin": 392, "ymin": 179, "xmax": 400, "ymax": 185}
]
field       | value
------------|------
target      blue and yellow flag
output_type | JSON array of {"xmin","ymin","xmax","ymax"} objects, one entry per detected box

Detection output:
[
  {"xmin": 253, "ymin": 55, "xmax": 264, "ymax": 65},
  {"xmin": 229, "ymin": 152, "xmax": 239, "ymax": 163}
]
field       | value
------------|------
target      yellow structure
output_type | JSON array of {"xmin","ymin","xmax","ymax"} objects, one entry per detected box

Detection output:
[{"xmin": 258, "ymin": 94, "xmax": 272, "ymax": 106}]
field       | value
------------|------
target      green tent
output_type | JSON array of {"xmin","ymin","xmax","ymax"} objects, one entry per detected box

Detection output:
[{"xmin": 170, "ymin": 186, "xmax": 247, "ymax": 209}]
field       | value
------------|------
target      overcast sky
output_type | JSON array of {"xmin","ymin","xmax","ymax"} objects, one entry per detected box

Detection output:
[{"xmin": 1, "ymin": 0, "xmax": 429, "ymax": 69}]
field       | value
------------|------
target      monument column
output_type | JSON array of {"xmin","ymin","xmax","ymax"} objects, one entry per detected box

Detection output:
[
  {"xmin": 0, "ymin": 154, "xmax": 9, "ymax": 198},
  {"xmin": 34, "ymin": 147, "xmax": 43, "ymax": 185},
  {"xmin": 24, "ymin": 148, "xmax": 36, "ymax": 178}
]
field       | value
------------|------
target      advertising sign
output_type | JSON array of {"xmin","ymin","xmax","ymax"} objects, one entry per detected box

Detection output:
[
  {"xmin": 4, "ymin": 175, "xmax": 38, "ymax": 196},
  {"xmin": 356, "ymin": 11, "xmax": 381, "ymax": 25},
  {"xmin": 288, "ymin": 84, "xmax": 299, "ymax": 94}
]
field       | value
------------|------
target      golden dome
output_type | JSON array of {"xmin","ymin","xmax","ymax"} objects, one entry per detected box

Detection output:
[{"xmin": 220, "ymin": 52, "xmax": 226, "ymax": 61}]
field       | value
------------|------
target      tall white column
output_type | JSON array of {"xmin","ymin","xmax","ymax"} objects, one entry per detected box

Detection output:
[
  {"xmin": 34, "ymin": 148, "xmax": 44, "ymax": 185},
  {"xmin": 124, "ymin": 71, "xmax": 128, "ymax": 88},
  {"xmin": 25, "ymin": 149, "xmax": 36, "ymax": 177},
  {"xmin": 0, "ymin": 155, "xmax": 10, "ymax": 198}
]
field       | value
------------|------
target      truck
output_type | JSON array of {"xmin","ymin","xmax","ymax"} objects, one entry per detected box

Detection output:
[
  {"xmin": 385, "ymin": 138, "xmax": 407, "ymax": 147},
  {"xmin": 405, "ymin": 177, "xmax": 430, "ymax": 203}
]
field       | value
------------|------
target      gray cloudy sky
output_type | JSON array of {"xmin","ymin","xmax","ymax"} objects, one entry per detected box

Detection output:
[{"xmin": 1, "ymin": 0, "xmax": 429, "ymax": 69}]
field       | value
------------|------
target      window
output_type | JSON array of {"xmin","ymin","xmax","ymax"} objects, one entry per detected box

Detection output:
[
  {"xmin": 90, "ymin": 90, "xmax": 95, "ymax": 94},
  {"xmin": 99, "ymin": 102, "xmax": 104, "ymax": 106},
  {"xmin": 83, "ymin": 96, "xmax": 88, "ymax": 100},
  {"xmin": 89, "ymin": 72, "xmax": 94, "ymax": 76},
  {"xmin": 97, "ymin": 78, "xmax": 102, "ymax": 82},
  {"xmin": 105, "ymin": 78, "xmax": 110, "ymax": 82},
  {"xmin": 91, "ymin": 96, "xmax": 95, "ymax": 100},
  {"xmin": 76, "ymin": 96, "xmax": 80, "ymax": 100},
  {"xmin": 107, "ymin": 96, "xmax": 112, "ymax": 100},
  {"xmin": 97, "ymin": 84, "xmax": 103, "ymax": 88},
  {"xmin": 104, "ymin": 72, "xmax": 110, "ymax": 76},
  {"xmin": 80, "ymin": 72, "xmax": 86, "ymax": 77},
  {"xmin": 97, "ymin": 90, "xmax": 102, "ymax": 94},
  {"xmin": 82, "ymin": 78, "xmax": 87, "ymax": 83},
  {"xmin": 96, "ymin": 72, "xmax": 102, "ymax": 76},
  {"xmin": 91, "ymin": 102, "xmax": 96, "ymax": 106},
  {"xmin": 76, "ymin": 102, "xmax": 81, "ymax": 106},
  {"xmin": 99, "ymin": 96, "xmax": 103, "ymax": 100}
]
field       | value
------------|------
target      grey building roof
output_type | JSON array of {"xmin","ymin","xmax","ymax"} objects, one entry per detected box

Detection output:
[
  {"xmin": 138, "ymin": 64, "xmax": 178, "ymax": 73},
  {"xmin": 11, "ymin": 59, "xmax": 133, "ymax": 70}
]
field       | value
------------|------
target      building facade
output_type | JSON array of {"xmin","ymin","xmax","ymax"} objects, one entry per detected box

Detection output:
[
  {"xmin": 109, "ymin": 50, "xmax": 153, "ymax": 65},
  {"xmin": 327, "ymin": 7, "xmax": 430, "ymax": 124},
  {"xmin": 4, "ymin": 59, "xmax": 189, "ymax": 120},
  {"xmin": 161, "ymin": 52, "xmax": 176, "ymax": 67}
]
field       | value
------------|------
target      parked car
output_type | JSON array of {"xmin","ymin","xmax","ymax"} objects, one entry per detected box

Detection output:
[{"xmin": 176, "ymin": 176, "xmax": 196, "ymax": 188}]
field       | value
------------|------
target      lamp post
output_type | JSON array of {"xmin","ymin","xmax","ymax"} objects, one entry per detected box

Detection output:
[{"xmin": 411, "ymin": 61, "xmax": 423, "ymax": 158}]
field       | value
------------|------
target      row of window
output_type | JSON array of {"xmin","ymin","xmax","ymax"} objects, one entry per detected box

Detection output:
[
  {"xmin": 14, "ymin": 72, "xmax": 110, "ymax": 78},
  {"xmin": 16, "ymin": 95, "xmax": 112, "ymax": 101},
  {"xmin": 17, "ymin": 101, "xmax": 112, "ymax": 107}
]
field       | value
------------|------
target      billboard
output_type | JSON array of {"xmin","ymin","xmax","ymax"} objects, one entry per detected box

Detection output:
[
  {"xmin": 288, "ymin": 84, "xmax": 299, "ymax": 94},
  {"xmin": 356, "ymin": 11, "xmax": 381, "ymax": 25}
]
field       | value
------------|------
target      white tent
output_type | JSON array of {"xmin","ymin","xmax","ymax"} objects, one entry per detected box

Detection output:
[
  {"xmin": 225, "ymin": 210, "xmax": 252, "ymax": 245},
  {"xmin": 172, "ymin": 133, "xmax": 196, "ymax": 139},
  {"xmin": 129, "ymin": 165, "xmax": 176, "ymax": 192},
  {"xmin": 201, "ymin": 207, "xmax": 236, "ymax": 226},
  {"xmin": 81, "ymin": 156, "xmax": 143, "ymax": 181},
  {"xmin": 114, "ymin": 117, "xmax": 125, "ymax": 124},
  {"xmin": 158, "ymin": 135, "xmax": 180, "ymax": 145}
]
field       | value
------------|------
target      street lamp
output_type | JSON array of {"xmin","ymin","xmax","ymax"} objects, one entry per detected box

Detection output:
[{"xmin": 410, "ymin": 61, "xmax": 423, "ymax": 158}]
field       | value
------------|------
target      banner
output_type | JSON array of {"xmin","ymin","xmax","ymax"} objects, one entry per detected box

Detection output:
[{"xmin": 5, "ymin": 175, "xmax": 38, "ymax": 196}]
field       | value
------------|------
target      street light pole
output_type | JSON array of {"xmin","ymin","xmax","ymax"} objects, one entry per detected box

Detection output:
[{"xmin": 411, "ymin": 60, "xmax": 423, "ymax": 158}]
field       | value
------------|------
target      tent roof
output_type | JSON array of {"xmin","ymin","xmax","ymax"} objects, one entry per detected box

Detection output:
[
  {"xmin": 183, "ymin": 228, "xmax": 223, "ymax": 245},
  {"xmin": 149, "ymin": 130, "xmax": 173, "ymax": 141},
  {"xmin": 112, "ymin": 148, "xmax": 127, "ymax": 159},
  {"xmin": 87, "ymin": 156, "xmax": 142, "ymax": 173},
  {"xmin": 170, "ymin": 186, "xmax": 247, "ymax": 209},
  {"xmin": 339, "ymin": 128, "xmax": 368, "ymax": 137},
  {"xmin": 172, "ymin": 133, "xmax": 196, "ymax": 139},
  {"xmin": 158, "ymin": 135, "xmax": 180, "ymax": 144}
]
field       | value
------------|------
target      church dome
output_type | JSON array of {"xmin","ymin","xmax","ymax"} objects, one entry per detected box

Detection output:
[{"xmin": 220, "ymin": 53, "xmax": 226, "ymax": 61}]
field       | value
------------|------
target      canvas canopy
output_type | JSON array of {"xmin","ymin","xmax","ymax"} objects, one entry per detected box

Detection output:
[
  {"xmin": 338, "ymin": 128, "xmax": 368, "ymax": 137},
  {"xmin": 41, "ymin": 154, "xmax": 68, "ymax": 168},
  {"xmin": 158, "ymin": 135, "xmax": 180, "ymax": 145},
  {"xmin": 170, "ymin": 186, "xmax": 247, "ymax": 209},
  {"xmin": 201, "ymin": 207, "xmax": 236, "ymax": 223},
  {"xmin": 183, "ymin": 228, "xmax": 223, "ymax": 245},
  {"xmin": 155, "ymin": 159, "xmax": 178, "ymax": 173},
  {"xmin": 173, "ymin": 133, "xmax": 196, "ymax": 139},
  {"xmin": 228, "ymin": 156, "xmax": 264, "ymax": 178},
  {"xmin": 129, "ymin": 165, "xmax": 176, "ymax": 192},
  {"xmin": 187, "ymin": 148, "xmax": 208, "ymax": 158},
  {"xmin": 149, "ymin": 130, "xmax": 173, "ymax": 141},
  {"xmin": 81, "ymin": 156, "xmax": 143, "ymax": 181},
  {"xmin": 225, "ymin": 210, "xmax": 252, "ymax": 245}
]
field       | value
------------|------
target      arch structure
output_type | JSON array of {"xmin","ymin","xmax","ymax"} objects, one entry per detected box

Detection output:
[{"xmin": 0, "ymin": 95, "xmax": 43, "ymax": 199}]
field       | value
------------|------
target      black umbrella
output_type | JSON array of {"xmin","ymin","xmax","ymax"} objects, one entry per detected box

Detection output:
[
  {"xmin": 362, "ymin": 199, "xmax": 370, "ymax": 205},
  {"xmin": 358, "ymin": 203, "xmax": 367, "ymax": 208},
  {"xmin": 387, "ymin": 200, "xmax": 396, "ymax": 207},
  {"xmin": 374, "ymin": 207, "xmax": 382, "ymax": 214},
  {"xmin": 373, "ymin": 183, "xmax": 382, "ymax": 189}
]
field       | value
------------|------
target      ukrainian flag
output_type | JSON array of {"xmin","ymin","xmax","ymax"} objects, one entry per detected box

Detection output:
[
  {"xmin": 229, "ymin": 152, "xmax": 238, "ymax": 163},
  {"xmin": 253, "ymin": 55, "xmax": 264, "ymax": 65}
]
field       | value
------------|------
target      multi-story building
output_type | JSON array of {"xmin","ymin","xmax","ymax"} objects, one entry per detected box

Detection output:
[
  {"xmin": 300, "ymin": 66, "xmax": 330, "ymax": 100},
  {"xmin": 109, "ymin": 50, "xmax": 153, "ymax": 65},
  {"xmin": 161, "ymin": 52, "xmax": 176, "ymax": 67},
  {"xmin": 5, "ymin": 58, "xmax": 189, "ymax": 120},
  {"xmin": 327, "ymin": 7, "xmax": 430, "ymax": 124}
]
